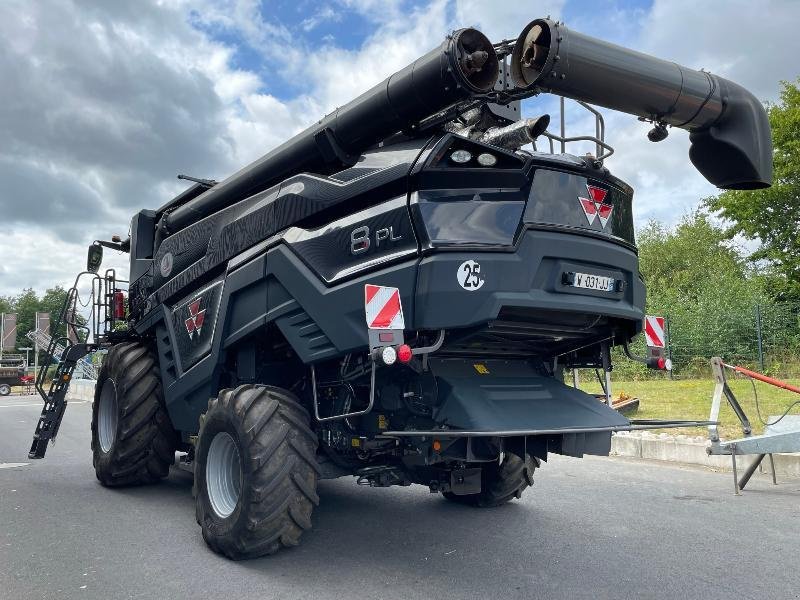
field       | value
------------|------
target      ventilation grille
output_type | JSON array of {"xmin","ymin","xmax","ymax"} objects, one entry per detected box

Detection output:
[{"xmin": 276, "ymin": 305, "xmax": 337, "ymax": 362}]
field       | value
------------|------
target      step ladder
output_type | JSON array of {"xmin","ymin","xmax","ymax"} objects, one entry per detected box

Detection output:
[
  {"xmin": 29, "ymin": 342, "xmax": 92, "ymax": 458},
  {"xmin": 28, "ymin": 269, "xmax": 123, "ymax": 459}
]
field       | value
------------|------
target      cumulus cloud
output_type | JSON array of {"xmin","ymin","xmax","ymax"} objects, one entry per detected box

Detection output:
[
  {"xmin": 0, "ymin": 1, "xmax": 232, "ymax": 300},
  {"xmin": 453, "ymin": 1, "xmax": 564, "ymax": 41},
  {"xmin": 0, "ymin": 0, "xmax": 287, "ymax": 294}
]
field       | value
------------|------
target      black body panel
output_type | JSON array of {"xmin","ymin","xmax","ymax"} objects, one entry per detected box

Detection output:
[
  {"xmin": 170, "ymin": 279, "xmax": 224, "ymax": 372},
  {"xmin": 524, "ymin": 168, "xmax": 635, "ymax": 246},
  {"xmin": 414, "ymin": 229, "xmax": 643, "ymax": 334},
  {"xmin": 429, "ymin": 357, "xmax": 627, "ymax": 437},
  {"xmin": 285, "ymin": 196, "xmax": 418, "ymax": 284},
  {"xmin": 130, "ymin": 138, "xmax": 429, "ymax": 319}
]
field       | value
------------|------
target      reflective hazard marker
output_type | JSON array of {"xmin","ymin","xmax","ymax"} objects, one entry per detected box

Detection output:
[
  {"xmin": 644, "ymin": 315, "xmax": 665, "ymax": 348},
  {"xmin": 365, "ymin": 285, "xmax": 405, "ymax": 330}
]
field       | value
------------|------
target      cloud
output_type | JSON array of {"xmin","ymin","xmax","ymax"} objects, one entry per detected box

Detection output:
[
  {"xmin": 301, "ymin": 6, "xmax": 342, "ymax": 32},
  {"xmin": 0, "ymin": 0, "xmax": 280, "ymax": 294},
  {"xmin": 0, "ymin": 1, "xmax": 236, "ymax": 237},
  {"xmin": 453, "ymin": 1, "xmax": 565, "ymax": 41}
]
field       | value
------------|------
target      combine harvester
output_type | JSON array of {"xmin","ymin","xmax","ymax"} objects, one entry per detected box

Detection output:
[{"xmin": 28, "ymin": 18, "xmax": 771, "ymax": 558}]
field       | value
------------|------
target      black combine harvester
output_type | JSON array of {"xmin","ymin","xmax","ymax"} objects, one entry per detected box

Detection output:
[{"xmin": 29, "ymin": 19, "xmax": 771, "ymax": 558}]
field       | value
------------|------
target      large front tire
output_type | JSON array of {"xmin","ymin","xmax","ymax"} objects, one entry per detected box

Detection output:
[
  {"xmin": 443, "ymin": 452, "xmax": 538, "ymax": 508},
  {"xmin": 91, "ymin": 342, "xmax": 178, "ymax": 486},
  {"xmin": 194, "ymin": 385, "xmax": 320, "ymax": 560}
]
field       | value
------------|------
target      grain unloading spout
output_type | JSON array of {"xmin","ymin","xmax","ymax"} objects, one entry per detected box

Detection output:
[
  {"xmin": 510, "ymin": 18, "xmax": 772, "ymax": 190},
  {"xmin": 161, "ymin": 28, "xmax": 499, "ymax": 236}
]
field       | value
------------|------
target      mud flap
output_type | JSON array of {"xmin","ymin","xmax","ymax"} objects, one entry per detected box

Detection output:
[{"xmin": 429, "ymin": 358, "xmax": 629, "ymax": 435}]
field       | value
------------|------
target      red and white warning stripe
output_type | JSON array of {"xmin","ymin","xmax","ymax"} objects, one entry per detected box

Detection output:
[
  {"xmin": 365, "ymin": 284, "xmax": 405, "ymax": 330},
  {"xmin": 644, "ymin": 315, "xmax": 665, "ymax": 348}
]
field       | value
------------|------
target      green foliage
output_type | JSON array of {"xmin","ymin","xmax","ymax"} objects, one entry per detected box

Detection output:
[
  {"xmin": 13, "ymin": 289, "xmax": 41, "ymax": 347},
  {"xmin": 614, "ymin": 212, "xmax": 772, "ymax": 378},
  {"xmin": 0, "ymin": 286, "xmax": 77, "ymax": 351},
  {"xmin": 705, "ymin": 79, "xmax": 800, "ymax": 301}
]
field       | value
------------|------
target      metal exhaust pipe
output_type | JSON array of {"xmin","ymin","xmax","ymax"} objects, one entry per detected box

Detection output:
[
  {"xmin": 479, "ymin": 114, "xmax": 550, "ymax": 149},
  {"xmin": 511, "ymin": 19, "xmax": 772, "ymax": 190}
]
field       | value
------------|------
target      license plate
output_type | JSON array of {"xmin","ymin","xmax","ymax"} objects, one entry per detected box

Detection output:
[{"xmin": 566, "ymin": 272, "xmax": 615, "ymax": 292}]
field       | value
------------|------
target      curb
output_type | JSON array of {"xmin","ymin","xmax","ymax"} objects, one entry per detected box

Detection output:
[
  {"xmin": 65, "ymin": 379, "xmax": 96, "ymax": 402},
  {"xmin": 612, "ymin": 431, "xmax": 800, "ymax": 479}
]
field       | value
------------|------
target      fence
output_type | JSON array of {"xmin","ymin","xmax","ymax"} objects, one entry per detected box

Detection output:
[{"xmin": 615, "ymin": 303, "xmax": 800, "ymax": 380}]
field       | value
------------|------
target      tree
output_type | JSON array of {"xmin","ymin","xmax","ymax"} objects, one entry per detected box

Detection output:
[
  {"xmin": 39, "ymin": 286, "xmax": 71, "ymax": 339},
  {"xmin": 705, "ymin": 79, "xmax": 800, "ymax": 300},
  {"xmin": 13, "ymin": 289, "xmax": 40, "ymax": 349},
  {"xmin": 638, "ymin": 212, "xmax": 763, "ymax": 308},
  {"xmin": 0, "ymin": 286, "xmax": 77, "ymax": 352},
  {"xmin": 623, "ymin": 212, "xmax": 771, "ymax": 374}
]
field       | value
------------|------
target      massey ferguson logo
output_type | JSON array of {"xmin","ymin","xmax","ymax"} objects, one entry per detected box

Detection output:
[
  {"xmin": 578, "ymin": 184, "xmax": 613, "ymax": 229},
  {"xmin": 184, "ymin": 297, "xmax": 206, "ymax": 339}
]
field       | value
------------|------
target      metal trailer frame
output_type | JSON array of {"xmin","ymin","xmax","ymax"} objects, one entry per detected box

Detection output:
[{"xmin": 706, "ymin": 357, "xmax": 800, "ymax": 494}]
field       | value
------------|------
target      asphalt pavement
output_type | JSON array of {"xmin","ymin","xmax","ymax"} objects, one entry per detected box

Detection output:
[{"xmin": 1, "ymin": 395, "xmax": 799, "ymax": 600}]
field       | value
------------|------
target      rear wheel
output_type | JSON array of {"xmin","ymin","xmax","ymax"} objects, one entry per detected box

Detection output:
[
  {"xmin": 442, "ymin": 452, "xmax": 538, "ymax": 507},
  {"xmin": 91, "ymin": 342, "xmax": 177, "ymax": 486},
  {"xmin": 194, "ymin": 385, "xmax": 320, "ymax": 560},
  {"xmin": 0, "ymin": 383, "xmax": 10, "ymax": 396}
]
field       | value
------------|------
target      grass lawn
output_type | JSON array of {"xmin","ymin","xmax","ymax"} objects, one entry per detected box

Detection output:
[{"xmin": 579, "ymin": 374, "xmax": 800, "ymax": 438}]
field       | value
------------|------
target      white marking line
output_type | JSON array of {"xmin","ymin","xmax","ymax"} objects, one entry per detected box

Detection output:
[
  {"xmin": 0, "ymin": 400, "xmax": 90, "ymax": 408},
  {"xmin": 0, "ymin": 463, "xmax": 29, "ymax": 469}
]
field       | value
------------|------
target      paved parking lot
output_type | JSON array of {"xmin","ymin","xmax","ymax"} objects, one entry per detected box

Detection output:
[{"xmin": 2, "ymin": 396, "xmax": 799, "ymax": 599}]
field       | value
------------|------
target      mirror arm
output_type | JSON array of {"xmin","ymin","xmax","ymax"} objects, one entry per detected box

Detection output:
[{"xmin": 94, "ymin": 239, "xmax": 129, "ymax": 253}]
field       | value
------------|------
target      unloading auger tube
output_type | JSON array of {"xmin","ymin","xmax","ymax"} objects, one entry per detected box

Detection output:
[
  {"xmin": 159, "ymin": 17, "xmax": 771, "ymax": 242},
  {"xmin": 510, "ymin": 18, "xmax": 772, "ymax": 190},
  {"xmin": 160, "ymin": 28, "xmax": 499, "ymax": 237}
]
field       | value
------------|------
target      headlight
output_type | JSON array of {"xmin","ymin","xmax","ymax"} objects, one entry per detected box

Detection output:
[
  {"xmin": 477, "ymin": 153, "xmax": 497, "ymax": 166},
  {"xmin": 450, "ymin": 149, "xmax": 472, "ymax": 164}
]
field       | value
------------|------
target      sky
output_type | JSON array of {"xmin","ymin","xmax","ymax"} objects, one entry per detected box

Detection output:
[{"xmin": 0, "ymin": 0, "xmax": 798, "ymax": 296}]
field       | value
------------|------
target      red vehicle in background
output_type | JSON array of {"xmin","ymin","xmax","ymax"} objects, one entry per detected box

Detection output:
[{"xmin": 0, "ymin": 354, "xmax": 28, "ymax": 395}]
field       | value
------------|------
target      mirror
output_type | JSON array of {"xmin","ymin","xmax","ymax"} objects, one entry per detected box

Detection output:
[{"xmin": 87, "ymin": 243, "xmax": 103, "ymax": 273}]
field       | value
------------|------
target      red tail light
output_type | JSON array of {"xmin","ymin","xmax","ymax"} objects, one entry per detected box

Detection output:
[{"xmin": 397, "ymin": 344, "xmax": 413, "ymax": 363}]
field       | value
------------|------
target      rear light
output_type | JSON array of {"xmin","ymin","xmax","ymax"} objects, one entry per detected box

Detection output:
[
  {"xmin": 379, "ymin": 346, "xmax": 397, "ymax": 366},
  {"xmin": 397, "ymin": 344, "xmax": 413, "ymax": 363},
  {"xmin": 477, "ymin": 152, "xmax": 497, "ymax": 166},
  {"xmin": 450, "ymin": 149, "xmax": 472, "ymax": 164},
  {"xmin": 113, "ymin": 291, "xmax": 126, "ymax": 319},
  {"xmin": 647, "ymin": 356, "xmax": 673, "ymax": 371}
]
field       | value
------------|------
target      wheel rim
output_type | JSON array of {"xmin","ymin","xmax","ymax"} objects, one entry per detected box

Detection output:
[
  {"xmin": 0, "ymin": 384, "xmax": 10, "ymax": 395},
  {"xmin": 206, "ymin": 431, "xmax": 242, "ymax": 519},
  {"xmin": 97, "ymin": 379, "xmax": 118, "ymax": 453}
]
